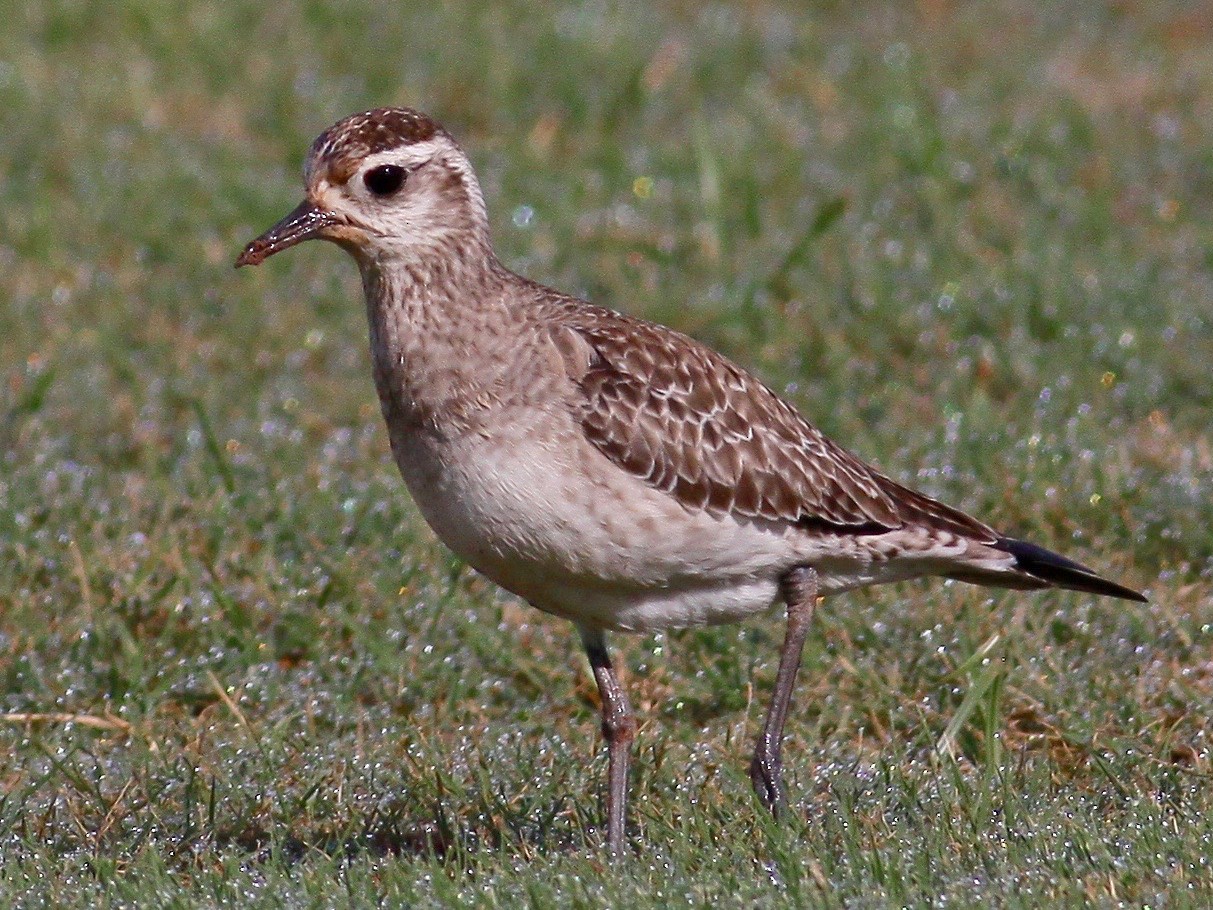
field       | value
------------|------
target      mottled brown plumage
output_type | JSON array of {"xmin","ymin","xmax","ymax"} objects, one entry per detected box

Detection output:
[
  {"xmin": 237, "ymin": 107, "xmax": 1146, "ymax": 854},
  {"xmin": 553, "ymin": 300, "xmax": 983, "ymax": 536},
  {"xmin": 307, "ymin": 107, "xmax": 440, "ymax": 184}
]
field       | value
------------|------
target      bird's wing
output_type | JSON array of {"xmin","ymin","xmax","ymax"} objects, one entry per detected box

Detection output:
[{"xmin": 551, "ymin": 303, "xmax": 994, "ymax": 539}]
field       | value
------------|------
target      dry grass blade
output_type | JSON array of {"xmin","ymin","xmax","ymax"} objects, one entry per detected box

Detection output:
[{"xmin": 0, "ymin": 712, "xmax": 133, "ymax": 734}]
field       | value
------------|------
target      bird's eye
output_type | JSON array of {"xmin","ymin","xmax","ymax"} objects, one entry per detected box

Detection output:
[{"xmin": 363, "ymin": 164, "xmax": 407, "ymax": 197}]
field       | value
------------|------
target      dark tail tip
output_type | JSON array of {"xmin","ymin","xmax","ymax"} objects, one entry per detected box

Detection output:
[{"xmin": 994, "ymin": 537, "xmax": 1147, "ymax": 603}]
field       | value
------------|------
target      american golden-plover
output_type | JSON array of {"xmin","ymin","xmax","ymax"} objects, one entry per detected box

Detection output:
[{"xmin": 237, "ymin": 107, "xmax": 1145, "ymax": 852}]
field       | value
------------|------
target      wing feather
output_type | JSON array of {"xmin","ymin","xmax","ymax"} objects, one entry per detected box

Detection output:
[{"xmin": 545, "ymin": 302, "xmax": 993, "ymax": 539}]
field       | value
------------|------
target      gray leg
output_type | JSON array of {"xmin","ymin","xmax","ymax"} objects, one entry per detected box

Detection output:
[
  {"xmin": 750, "ymin": 566, "xmax": 819, "ymax": 816},
  {"xmin": 581, "ymin": 627, "xmax": 635, "ymax": 853}
]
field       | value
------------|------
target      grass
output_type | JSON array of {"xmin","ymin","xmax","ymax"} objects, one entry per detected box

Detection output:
[{"xmin": 3, "ymin": 0, "xmax": 1212, "ymax": 905}]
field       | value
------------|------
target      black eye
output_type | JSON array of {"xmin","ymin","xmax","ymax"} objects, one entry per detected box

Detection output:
[{"xmin": 363, "ymin": 164, "xmax": 407, "ymax": 197}]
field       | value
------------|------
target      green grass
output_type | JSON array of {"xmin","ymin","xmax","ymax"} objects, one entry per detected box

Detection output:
[{"xmin": 3, "ymin": 1, "xmax": 1212, "ymax": 905}]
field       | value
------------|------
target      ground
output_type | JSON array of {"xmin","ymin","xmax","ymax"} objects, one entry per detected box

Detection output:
[{"xmin": 2, "ymin": 1, "xmax": 1212, "ymax": 906}]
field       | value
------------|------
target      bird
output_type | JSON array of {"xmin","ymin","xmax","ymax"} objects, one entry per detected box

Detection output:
[{"xmin": 236, "ymin": 106, "xmax": 1146, "ymax": 853}]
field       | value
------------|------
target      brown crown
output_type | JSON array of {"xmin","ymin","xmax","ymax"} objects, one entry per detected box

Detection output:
[{"xmin": 307, "ymin": 107, "xmax": 441, "ymax": 184}]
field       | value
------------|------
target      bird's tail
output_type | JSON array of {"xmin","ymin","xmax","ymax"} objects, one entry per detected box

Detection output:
[{"xmin": 988, "ymin": 536, "xmax": 1146, "ymax": 602}]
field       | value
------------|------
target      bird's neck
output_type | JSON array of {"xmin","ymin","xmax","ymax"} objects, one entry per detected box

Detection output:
[{"xmin": 357, "ymin": 243, "xmax": 524, "ymax": 433}]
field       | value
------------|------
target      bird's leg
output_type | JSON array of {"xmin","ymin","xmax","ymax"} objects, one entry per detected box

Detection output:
[
  {"xmin": 581, "ymin": 627, "xmax": 635, "ymax": 854},
  {"xmin": 750, "ymin": 566, "xmax": 819, "ymax": 816}
]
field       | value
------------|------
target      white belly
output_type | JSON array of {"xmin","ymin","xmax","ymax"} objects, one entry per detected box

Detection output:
[{"xmin": 387, "ymin": 409, "xmax": 820, "ymax": 632}]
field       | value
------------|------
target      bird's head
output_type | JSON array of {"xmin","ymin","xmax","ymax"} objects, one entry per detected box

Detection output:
[{"xmin": 236, "ymin": 107, "xmax": 489, "ymax": 270}]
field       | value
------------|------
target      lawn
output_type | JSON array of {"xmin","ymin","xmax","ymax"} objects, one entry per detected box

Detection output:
[{"xmin": 3, "ymin": 1, "xmax": 1212, "ymax": 906}]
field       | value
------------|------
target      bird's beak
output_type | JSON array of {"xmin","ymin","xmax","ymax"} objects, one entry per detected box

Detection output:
[{"xmin": 235, "ymin": 199, "xmax": 337, "ymax": 267}]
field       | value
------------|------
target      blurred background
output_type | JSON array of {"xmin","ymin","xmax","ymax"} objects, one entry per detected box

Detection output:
[{"xmin": 2, "ymin": 1, "xmax": 1212, "ymax": 904}]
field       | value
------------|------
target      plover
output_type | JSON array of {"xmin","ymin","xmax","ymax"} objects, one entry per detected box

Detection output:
[{"xmin": 236, "ymin": 107, "xmax": 1145, "ymax": 852}]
